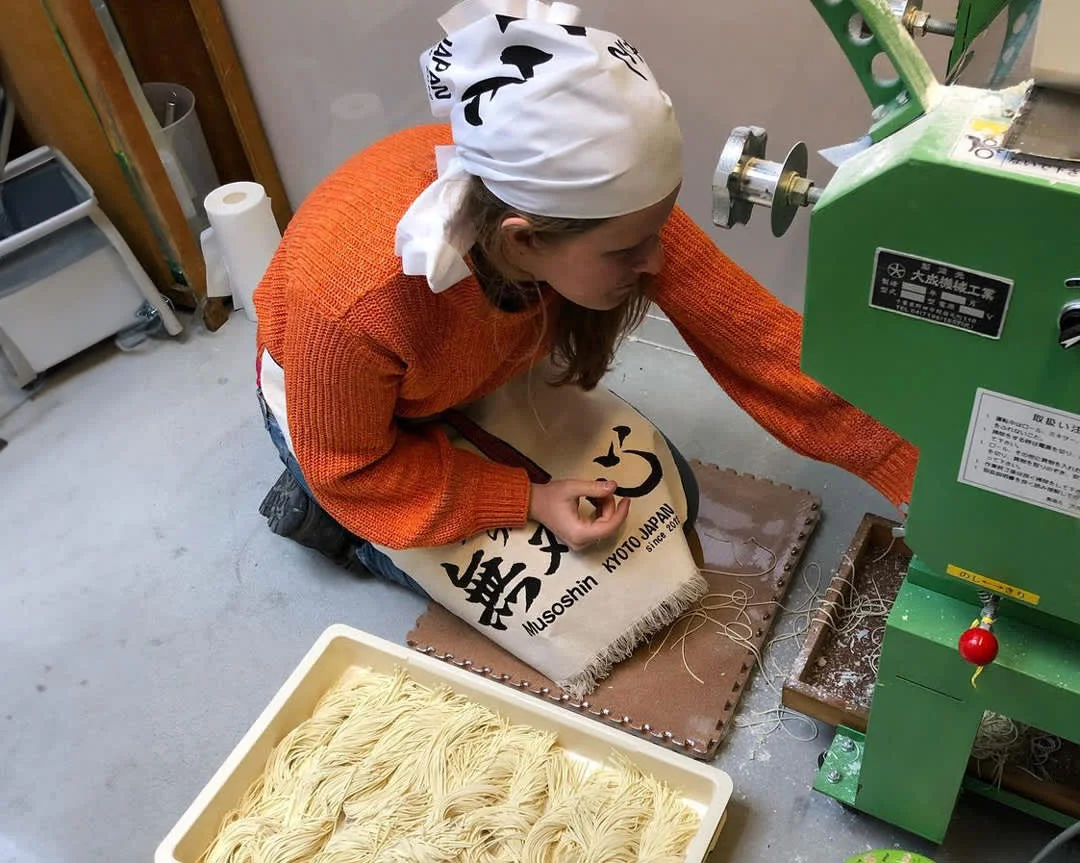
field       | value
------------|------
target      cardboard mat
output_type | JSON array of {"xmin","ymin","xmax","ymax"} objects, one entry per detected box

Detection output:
[{"xmin": 408, "ymin": 460, "xmax": 820, "ymax": 760}]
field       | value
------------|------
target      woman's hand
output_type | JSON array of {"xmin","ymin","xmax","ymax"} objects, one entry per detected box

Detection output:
[{"xmin": 528, "ymin": 480, "xmax": 631, "ymax": 551}]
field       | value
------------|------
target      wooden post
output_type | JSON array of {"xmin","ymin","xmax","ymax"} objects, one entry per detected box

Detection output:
[
  {"xmin": 103, "ymin": 0, "xmax": 255, "ymax": 185},
  {"xmin": 43, "ymin": 0, "xmax": 210, "ymax": 308},
  {"xmin": 186, "ymin": 0, "xmax": 293, "ymax": 232}
]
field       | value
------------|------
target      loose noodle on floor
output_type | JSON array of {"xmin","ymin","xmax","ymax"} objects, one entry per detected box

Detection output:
[{"xmin": 203, "ymin": 667, "xmax": 700, "ymax": 863}]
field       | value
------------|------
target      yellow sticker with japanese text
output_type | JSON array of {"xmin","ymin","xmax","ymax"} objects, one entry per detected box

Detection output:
[{"xmin": 946, "ymin": 564, "xmax": 1040, "ymax": 605}]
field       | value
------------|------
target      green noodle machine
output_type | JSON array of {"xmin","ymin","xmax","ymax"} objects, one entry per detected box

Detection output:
[{"xmin": 712, "ymin": 0, "xmax": 1080, "ymax": 843}]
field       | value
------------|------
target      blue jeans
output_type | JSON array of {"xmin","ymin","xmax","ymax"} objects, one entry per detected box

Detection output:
[
  {"xmin": 259, "ymin": 393, "xmax": 429, "ymax": 595},
  {"xmin": 258, "ymin": 394, "xmax": 699, "ymax": 596}
]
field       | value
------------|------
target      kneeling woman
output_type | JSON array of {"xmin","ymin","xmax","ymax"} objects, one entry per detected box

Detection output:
[{"xmin": 254, "ymin": 2, "xmax": 915, "ymax": 592}]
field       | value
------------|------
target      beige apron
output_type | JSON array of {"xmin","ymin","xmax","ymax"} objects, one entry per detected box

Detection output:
[{"xmin": 376, "ymin": 369, "xmax": 706, "ymax": 697}]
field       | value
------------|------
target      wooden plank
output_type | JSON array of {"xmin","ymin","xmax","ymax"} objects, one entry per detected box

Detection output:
[
  {"xmin": 782, "ymin": 680, "xmax": 870, "ymax": 734},
  {"xmin": 997, "ymin": 765, "xmax": 1080, "ymax": 821},
  {"xmin": 0, "ymin": 0, "xmax": 173, "ymax": 292},
  {"xmin": 203, "ymin": 296, "xmax": 231, "ymax": 331},
  {"xmin": 782, "ymin": 512, "xmax": 886, "ymax": 730},
  {"xmin": 186, "ymin": 0, "xmax": 293, "ymax": 231},
  {"xmin": 105, "ymin": 0, "xmax": 252, "ymax": 184},
  {"xmin": 43, "ymin": 0, "xmax": 208, "ymax": 302}
]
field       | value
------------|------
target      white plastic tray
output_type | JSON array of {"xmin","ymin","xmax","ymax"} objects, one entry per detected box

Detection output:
[{"xmin": 156, "ymin": 625, "xmax": 733, "ymax": 863}]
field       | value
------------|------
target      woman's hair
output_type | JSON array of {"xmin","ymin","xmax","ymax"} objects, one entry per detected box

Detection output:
[{"xmin": 460, "ymin": 175, "xmax": 650, "ymax": 391}]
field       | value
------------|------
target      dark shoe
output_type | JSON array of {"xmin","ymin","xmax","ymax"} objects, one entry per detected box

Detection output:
[
  {"xmin": 259, "ymin": 470, "xmax": 307, "ymax": 536},
  {"xmin": 259, "ymin": 470, "xmax": 353, "ymax": 565}
]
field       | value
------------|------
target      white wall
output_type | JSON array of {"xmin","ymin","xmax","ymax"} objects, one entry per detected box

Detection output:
[{"xmin": 219, "ymin": 0, "xmax": 950, "ymax": 310}]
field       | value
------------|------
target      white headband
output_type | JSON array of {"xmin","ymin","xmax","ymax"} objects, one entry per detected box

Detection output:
[{"xmin": 395, "ymin": 0, "xmax": 683, "ymax": 292}]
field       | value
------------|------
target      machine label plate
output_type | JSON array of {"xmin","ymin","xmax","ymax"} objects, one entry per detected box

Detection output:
[
  {"xmin": 869, "ymin": 250, "xmax": 1012, "ymax": 339},
  {"xmin": 959, "ymin": 388, "xmax": 1080, "ymax": 520}
]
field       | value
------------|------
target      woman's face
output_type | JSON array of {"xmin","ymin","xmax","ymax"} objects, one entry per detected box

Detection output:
[{"xmin": 503, "ymin": 187, "xmax": 680, "ymax": 311}]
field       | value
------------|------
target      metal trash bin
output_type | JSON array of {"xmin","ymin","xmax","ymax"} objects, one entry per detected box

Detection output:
[{"xmin": 142, "ymin": 82, "xmax": 220, "ymax": 230}]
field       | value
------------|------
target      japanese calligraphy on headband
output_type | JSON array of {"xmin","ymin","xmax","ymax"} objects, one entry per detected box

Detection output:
[
  {"xmin": 396, "ymin": 0, "xmax": 683, "ymax": 293},
  {"xmin": 418, "ymin": 0, "xmax": 683, "ymax": 220}
]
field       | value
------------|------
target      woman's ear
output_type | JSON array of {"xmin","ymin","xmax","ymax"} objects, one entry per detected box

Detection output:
[
  {"xmin": 496, "ymin": 215, "xmax": 547, "ymax": 281},
  {"xmin": 499, "ymin": 215, "xmax": 538, "ymax": 255}
]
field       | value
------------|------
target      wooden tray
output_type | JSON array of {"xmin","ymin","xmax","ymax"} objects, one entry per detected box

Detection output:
[{"xmin": 783, "ymin": 513, "xmax": 906, "ymax": 731}]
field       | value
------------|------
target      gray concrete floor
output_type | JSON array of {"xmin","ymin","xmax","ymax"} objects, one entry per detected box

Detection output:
[{"xmin": 1, "ymin": 314, "xmax": 1075, "ymax": 863}]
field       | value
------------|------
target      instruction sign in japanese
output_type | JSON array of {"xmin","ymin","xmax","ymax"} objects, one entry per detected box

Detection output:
[
  {"xmin": 870, "ymin": 249, "xmax": 1012, "ymax": 339},
  {"xmin": 959, "ymin": 389, "xmax": 1080, "ymax": 519}
]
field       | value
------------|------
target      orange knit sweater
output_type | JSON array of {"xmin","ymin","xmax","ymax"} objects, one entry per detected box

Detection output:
[{"xmin": 254, "ymin": 124, "xmax": 917, "ymax": 550}]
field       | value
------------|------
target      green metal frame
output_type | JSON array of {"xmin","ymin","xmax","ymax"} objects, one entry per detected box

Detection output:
[
  {"xmin": 949, "ymin": 0, "xmax": 1028, "ymax": 73},
  {"xmin": 816, "ymin": 581, "xmax": 1080, "ymax": 840},
  {"xmin": 985, "ymin": 1, "xmax": 1041, "ymax": 86},
  {"xmin": 815, "ymin": 727, "xmax": 863, "ymax": 806},
  {"xmin": 797, "ymin": 23, "xmax": 1080, "ymax": 837},
  {"xmin": 945, "ymin": 0, "xmax": 1042, "ymax": 87},
  {"xmin": 809, "ymin": 0, "xmax": 937, "ymax": 141},
  {"xmin": 809, "ymin": 1, "xmax": 1043, "ymax": 138},
  {"xmin": 818, "ymin": 731, "xmax": 1078, "ymax": 837},
  {"xmin": 963, "ymin": 777, "xmax": 1078, "ymax": 830},
  {"xmin": 951, "ymin": 0, "xmax": 1011, "ymax": 66},
  {"xmin": 803, "ymin": 86, "xmax": 1080, "ymax": 630}
]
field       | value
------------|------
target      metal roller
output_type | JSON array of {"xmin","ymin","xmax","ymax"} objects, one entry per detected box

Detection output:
[{"xmin": 712, "ymin": 126, "xmax": 821, "ymax": 238}]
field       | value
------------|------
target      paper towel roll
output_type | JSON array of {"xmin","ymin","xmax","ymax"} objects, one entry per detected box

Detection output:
[
  {"xmin": 200, "ymin": 226, "xmax": 232, "ymax": 299},
  {"xmin": 204, "ymin": 182, "xmax": 281, "ymax": 322}
]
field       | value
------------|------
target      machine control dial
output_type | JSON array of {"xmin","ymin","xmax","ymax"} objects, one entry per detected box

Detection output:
[
  {"xmin": 1059, "ymin": 301, "xmax": 1080, "ymax": 349},
  {"xmin": 712, "ymin": 126, "xmax": 820, "ymax": 238}
]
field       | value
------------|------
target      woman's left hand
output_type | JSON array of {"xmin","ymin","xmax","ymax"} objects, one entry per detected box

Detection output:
[{"xmin": 528, "ymin": 479, "xmax": 631, "ymax": 551}]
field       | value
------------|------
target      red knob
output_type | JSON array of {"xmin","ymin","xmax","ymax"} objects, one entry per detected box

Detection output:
[{"xmin": 958, "ymin": 627, "xmax": 999, "ymax": 666}]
